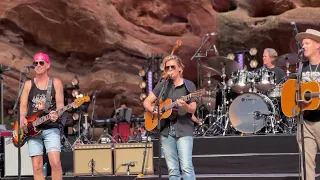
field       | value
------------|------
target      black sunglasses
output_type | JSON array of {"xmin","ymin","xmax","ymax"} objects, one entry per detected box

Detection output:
[
  {"xmin": 165, "ymin": 65, "xmax": 176, "ymax": 71},
  {"xmin": 33, "ymin": 61, "xmax": 45, "ymax": 66}
]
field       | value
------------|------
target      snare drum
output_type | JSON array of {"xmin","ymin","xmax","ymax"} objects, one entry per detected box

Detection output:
[{"xmin": 255, "ymin": 69, "xmax": 276, "ymax": 92}]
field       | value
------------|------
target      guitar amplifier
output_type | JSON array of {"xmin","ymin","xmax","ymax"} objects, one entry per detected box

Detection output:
[
  {"xmin": 73, "ymin": 144, "xmax": 113, "ymax": 176},
  {"xmin": 114, "ymin": 142, "xmax": 154, "ymax": 175},
  {"xmin": 4, "ymin": 137, "xmax": 33, "ymax": 176}
]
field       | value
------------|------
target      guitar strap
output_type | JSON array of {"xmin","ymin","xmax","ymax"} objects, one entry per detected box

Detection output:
[{"xmin": 44, "ymin": 77, "xmax": 53, "ymax": 113}]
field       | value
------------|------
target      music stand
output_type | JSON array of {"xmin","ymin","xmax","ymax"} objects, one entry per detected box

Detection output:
[{"xmin": 113, "ymin": 108, "xmax": 132, "ymax": 143}]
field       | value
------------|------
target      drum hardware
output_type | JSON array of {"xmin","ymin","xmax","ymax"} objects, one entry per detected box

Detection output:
[
  {"xmin": 286, "ymin": 62, "xmax": 291, "ymax": 76},
  {"xmin": 203, "ymin": 66, "xmax": 232, "ymax": 136},
  {"xmin": 72, "ymin": 112, "xmax": 92, "ymax": 147},
  {"xmin": 93, "ymin": 118, "xmax": 116, "ymax": 144}
]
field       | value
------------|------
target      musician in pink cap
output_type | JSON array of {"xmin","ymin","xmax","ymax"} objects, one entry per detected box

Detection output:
[{"xmin": 20, "ymin": 52, "xmax": 64, "ymax": 179}]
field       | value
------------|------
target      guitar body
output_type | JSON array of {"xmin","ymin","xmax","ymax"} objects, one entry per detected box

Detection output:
[
  {"xmin": 281, "ymin": 79, "xmax": 320, "ymax": 117},
  {"xmin": 144, "ymin": 99, "xmax": 173, "ymax": 132},
  {"xmin": 12, "ymin": 111, "xmax": 43, "ymax": 147}
]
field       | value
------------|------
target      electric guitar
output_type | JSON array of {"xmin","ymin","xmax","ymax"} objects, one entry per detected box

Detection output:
[
  {"xmin": 12, "ymin": 96, "xmax": 90, "ymax": 147},
  {"xmin": 281, "ymin": 79, "xmax": 320, "ymax": 117},
  {"xmin": 144, "ymin": 89, "xmax": 205, "ymax": 132}
]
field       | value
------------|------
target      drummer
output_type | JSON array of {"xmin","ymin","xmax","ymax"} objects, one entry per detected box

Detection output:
[{"xmin": 262, "ymin": 48, "xmax": 286, "ymax": 83}]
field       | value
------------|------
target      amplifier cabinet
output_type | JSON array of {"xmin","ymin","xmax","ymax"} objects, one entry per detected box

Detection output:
[
  {"xmin": 114, "ymin": 142, "xmax": 154, "ymax": 175},
  {"xmin": 4, "ymin": 137, "xmax": 33, "ymax": 176},
  {"xmin": 73, "ymin": 144, "xmax": 113, "ymax": 176}
]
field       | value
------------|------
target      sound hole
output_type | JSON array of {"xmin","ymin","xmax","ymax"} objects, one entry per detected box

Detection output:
[{"xmin": 304, "ymin": 91, "xmax": 312, "ymax": 101}]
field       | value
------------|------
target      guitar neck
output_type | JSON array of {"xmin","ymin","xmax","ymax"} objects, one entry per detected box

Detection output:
[
  {"xmin": 163, "ymin": 94, "xmax": 192, "ymax": 112},
  {"xmin": 307, "ymin": 92, "xmax": 320, "ymax": 99},
  {"xmin": 32, "ymin": 103, "xmax": 74, "ymax": 127}
]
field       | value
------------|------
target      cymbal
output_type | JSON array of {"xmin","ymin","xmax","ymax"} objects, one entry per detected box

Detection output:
[
  {"xmin": 201, "ymin": 65, "xmax": 221, "ymax": 78},
  {"xmin": 273, "ymin": 53, "xmax": 299, "ymax": 67},
  {"xmin": 207, "ymin": 56, "xmax": 241, "ymax": 76}
]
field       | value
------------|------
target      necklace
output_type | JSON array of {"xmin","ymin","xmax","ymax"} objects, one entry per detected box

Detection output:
[
  {"xmin": 35, "ymin": 77, "xmax": 49, "ymax": 90},
  {"xmin": 309, "ymin": 63, "xmax": 320, "ymax": 81}
]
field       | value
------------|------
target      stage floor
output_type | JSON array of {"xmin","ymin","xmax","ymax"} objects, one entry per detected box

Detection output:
[{"xmin": 2, "ymin": 134, "xmax": 319, "ymax": 180}]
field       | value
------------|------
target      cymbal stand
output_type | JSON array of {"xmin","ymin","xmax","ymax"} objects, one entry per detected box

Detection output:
[
  {"xmin": 203, "ymin": 66, "xmax": 230, "ymax": 136},
  {"xmin": 72, "ymin": 112, "xmax": 91, "ymax": 147},
  {"xmin": 286, "ymin": 62, "xmax": 291, "ymax": 76}
]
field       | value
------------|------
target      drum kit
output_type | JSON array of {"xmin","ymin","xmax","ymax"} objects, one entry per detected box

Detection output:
[{"xmin": 195, "ymin": 54, "xmax": 299, "ymax": 136}]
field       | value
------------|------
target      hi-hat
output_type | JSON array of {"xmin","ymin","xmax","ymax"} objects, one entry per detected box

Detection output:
[
  {"xmin": 273, "ymin": 53, "xmax": 299, "ymax": 67},
  {"xmin": 207, "ymin": 56, "xmax": 241, "ymax": 76}
]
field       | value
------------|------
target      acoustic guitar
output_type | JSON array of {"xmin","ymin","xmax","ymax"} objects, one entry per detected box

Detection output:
[
  {"xmin": 281, "ymin": 79, "xmax": 320, "ymax": 117},
  {"xmin": 144, "ymin": 89, "xmax": 205, "ymax": 132},
  {"xmin": 12, "ymin": 96, "xmax": 90, "ymax": 147}
]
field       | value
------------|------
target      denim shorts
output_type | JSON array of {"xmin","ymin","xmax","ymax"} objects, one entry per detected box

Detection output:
[{"xmin": 27, "ymin": 128, "xmax": 61, "ymax": 157}]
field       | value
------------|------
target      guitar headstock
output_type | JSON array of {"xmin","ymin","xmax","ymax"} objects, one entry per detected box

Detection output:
[
  {"xmin": 170, "ymin": 39, "xmax": 182, "ymax": 55},
  {"xmin": 191, "ymin": 89, "xmax": 205, "ymax": 99},
  {"xmin": 73, "ymin": 96, "xmax": 91, "ymax": 108}
]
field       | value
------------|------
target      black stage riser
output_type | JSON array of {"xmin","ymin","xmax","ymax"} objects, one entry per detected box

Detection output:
[
  {"xmin": 153, "ymin": 155, "xmax": 320, "ymax": 174},
  {"xmin": 152, "ymin": 135, "xmax": 299, "ymax": 157},
  {"xmin": 0, "ymin": 176, "xmax": 301, "ymax": 180}
]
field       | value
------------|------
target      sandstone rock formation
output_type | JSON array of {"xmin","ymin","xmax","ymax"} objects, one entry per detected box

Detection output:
[{"xmin": 0, "ymin": 0, "xmax": 319, "ymax": 121}]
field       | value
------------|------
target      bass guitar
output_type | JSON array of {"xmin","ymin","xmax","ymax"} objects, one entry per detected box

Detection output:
[
  {"xmin": 281, "ymin": 79, "xmax": 320, "ymax": 117},
  {"xmin": 12, "ymin": 96, "xmax": 90, "ymax": 147},
  {"xmin": 144, "ymin": 89, "xmax": 205, "ymax": 132}
]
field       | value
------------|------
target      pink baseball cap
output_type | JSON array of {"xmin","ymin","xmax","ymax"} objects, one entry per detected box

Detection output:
[{"xmin": 33, "ymin": 52, "xmax": 50, "ymax": 63}]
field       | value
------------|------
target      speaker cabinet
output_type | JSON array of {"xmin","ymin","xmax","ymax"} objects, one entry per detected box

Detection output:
[
  {"xmin": 73, "ymin": 144, "xmax": 113, "ymax": 176},
  {"xmin": 4, "ymin": 137, "xmax": 33, "ymax": 176},
  {"xmin": 114, "ymin": 142, "xmax": 154, "ymax": 175}
]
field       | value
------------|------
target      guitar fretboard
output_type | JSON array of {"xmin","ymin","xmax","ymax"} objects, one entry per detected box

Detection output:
[
  {"xmin": 32, "ymin": 103, "xmax": 74, "ymax": 127},
  {"xmin": 163, "ymin": 94, "xmax": 192, "ymax": 112}
]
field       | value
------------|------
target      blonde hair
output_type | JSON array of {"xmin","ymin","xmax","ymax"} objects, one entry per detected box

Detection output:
[
  {"xmin": 160, "ymin": 55, "xmax": 185, "ymax": 77},
  {"xmin": 264, "ymin": 48, "xmax": 278, "ymax": 59}
]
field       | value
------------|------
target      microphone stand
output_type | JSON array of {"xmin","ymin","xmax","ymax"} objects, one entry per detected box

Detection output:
[
  {"xmin": 153, "ymin": 76, "xmax": 171, "ymax": 179},
  {"xmin": 91, "ymin": 92, "xmax": 96, "ymax": 141},
  {"xmin": 0, "ymin": 65, "xmax": 11, "ymax": 124},
  {"xmin": 296, "ymin": 50, "xmax": 306, "ymax": 180},
  {"xmin": 191, "ymin": 35, "xmax": 211, "ymax": 89},
  {"xmin": 292, "ymin": 23, "xmax": 306, "ymax": 180},
  {"xmin": 12, "ymin": 67, "xmax": 31, "ymax": 180}
]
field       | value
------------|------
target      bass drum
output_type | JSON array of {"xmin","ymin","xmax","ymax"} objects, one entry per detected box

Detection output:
[{"xmin": 228, "ymin": 93, "xmax": 276, "ymax": 133}]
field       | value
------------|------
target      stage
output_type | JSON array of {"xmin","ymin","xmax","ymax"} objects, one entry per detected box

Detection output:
[{"xmin": 2, "ymin": 134, "xmax": 319, "ymax": 180}]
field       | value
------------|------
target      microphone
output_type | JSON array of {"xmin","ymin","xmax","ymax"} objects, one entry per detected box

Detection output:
[
  {"xmin": 92, "ymin": 90, "xmax": 98, "ymax": 100},
  {"xmin": 162, "ymin": 72, "xmax": 172, "ymax": 80},
  {"xmin": 121, "ymin": 162, "xmax": 136, "ymax": 166},
  {"xmin": 206, "ymin": 32, "xmax": 217, "ymax": 36},
  {"xmin": 213, "ymin": 44, "xmax": 219, "ymax": 56},
  {"xmin": 291, "ymin": 22, "xmax": 296, "ymax": 26},
  {"xmin": 253, "ymin": 111, "xmax": 262, "ymax": 120},
  {"xmin": 24, "ymin": 65, "xmax": 35, "ymax": 69},
  {"xmin": 252, "ymin": 111, "xmax": 272, "ymax": 120},
  {"xmin": 298, "ymin": 48, "xmax": 305, "ymax": 54}
]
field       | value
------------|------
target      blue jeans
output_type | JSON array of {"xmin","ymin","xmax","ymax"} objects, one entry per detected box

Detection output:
[
  {"xmin": 161, "ymin": 135, "xmax": 195, "ymax": 180},
  {"xmin": 27, "ymin": 128, "xmax": 61, "ymax": 157}
]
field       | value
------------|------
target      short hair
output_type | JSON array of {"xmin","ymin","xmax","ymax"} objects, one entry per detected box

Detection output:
[
  {"xmin": 160, "ymin": 55, "xmax": 185, "ymax": 77},
  {"xmin": 264, "ymin": 48, "xmax": 278, "ymax": 59}
]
